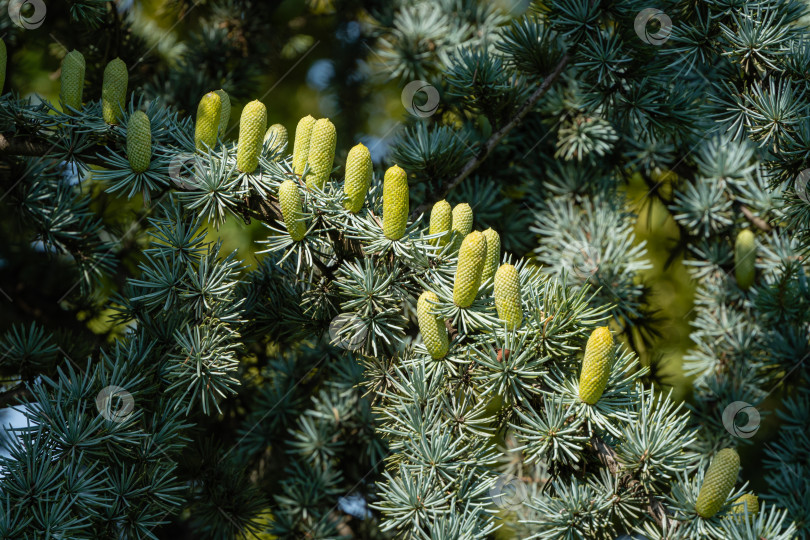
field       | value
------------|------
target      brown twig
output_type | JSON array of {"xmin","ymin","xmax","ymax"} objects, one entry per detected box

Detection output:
[
  {"xmin": 0, "ymin": 133, "xmax": 52, "ymax": 156},
  {"xmin": 739, "ymin": 204, "xmax": 772, "ymax": 232},
  {"xmin": 411, "ymin": 53, "xmax": 570, "ymax": 218}
]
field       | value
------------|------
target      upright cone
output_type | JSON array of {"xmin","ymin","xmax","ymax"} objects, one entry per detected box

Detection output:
[
  {"xmin": 429, "ymin": 200, "xmax": 452, "ymax": 246},
  {"xmin": 451, "ymin": 203, "xmax": 473, "ymax": 250},
  {"xmin": 194, "ymin": 92, "xmax": 221, "ymax": 152},
  {"xmin": 696, "ymin": 448, "xmax": 740, "ymax": 518},
  {"xmin": 343, "ymin": 143, "xmax": 372, "ymax": 213},
  {"xmin": 278, "ymin": 180, "xmax": 307, "ymax": 241},
  {"xmin": 293, "ymin": 115, "xmax": 317, "ymax": 175},
  {"xmin": 417, "ymin": 291, "xmax": 449, "ymax": 360},
  {"xmin": 481, "ymin": 228, "xmax": 500, "ymax": 283},
  {"xmin": 732, "ymin": 494, "xmax": 758, "ymax": 515},
  {"xmin": 494, "ymin": 264, "xmax": 522, "ymax": 329},
  {"xmin": 101, "ymin": 58, "xmax": 128, "ymax": 124},
  {"xmin": 214, "ymin": 89, "xmax": 230, "ymax": 137},
  {"xmin": 127, "ymin": 111, "xmax": 151, "ymax": 173},
  {"xmin": 264, "ymin": 123, "xmax": 288, "ymax": 154},
  {"xmin": 578, "ymin": 327, "xmax": 613, "ymax": 404},
  {"xmin": 237, "ymin": 100, "xmax": 267, "ymax": 173},
  {"xmin": 734, "ymin": 229, "xmax": 756, "ymax": 290},
  {"xmin": 383, "ymin": 165, "xmax": 409, "ymax": 240},
  {"xmin": 306, "ymin": 118, "xmax": 336, "ymax": 190},
  {"xmin": 453, "ymin": 231, "xmax": 487, "ymax": 308},
  {"xmin": 60, "ymin": 50, "xmax": 85, "ymax": 114}
]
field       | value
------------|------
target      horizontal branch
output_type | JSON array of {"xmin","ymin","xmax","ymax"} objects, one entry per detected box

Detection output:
[
  {"xmin": 412, "ymin": 52, "xmax": 570, "ymax": 217},
  {"xmin": 0, "ymin": 133, "xmax": 52, "ymax": 156}
]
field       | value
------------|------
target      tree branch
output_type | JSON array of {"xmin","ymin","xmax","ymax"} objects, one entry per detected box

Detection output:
[
  {"xmin": 0, "ymin": 133, "xmax": 52, "ymax": 156},
  {"xmin": 591, "ymin": 435, "xmax": 680, "ymax": 533},
  {"xmin": 739, "ymin": 203, "xmax": 772, "ymax": 232},
  {"xmin": 411, "ymin": 53, "xmax": 570, "ymax": 217}
]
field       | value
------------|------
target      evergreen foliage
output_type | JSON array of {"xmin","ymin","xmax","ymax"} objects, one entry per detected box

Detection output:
[{"xmin": 0, "ymin": 0, "xmax": 808, "ymax": 538}]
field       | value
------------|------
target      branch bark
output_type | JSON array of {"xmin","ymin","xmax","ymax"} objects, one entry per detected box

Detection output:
[
  {"xmin": 411, "ymin": 53, "xmax": 570, "ymax": 218},
  {"xmin": 739, "ymin": 203, "xmax": 772, "ymax": 232},
  {"xmin": 0, "ymin": 133, "xmax": 52, "ymax": 156}
]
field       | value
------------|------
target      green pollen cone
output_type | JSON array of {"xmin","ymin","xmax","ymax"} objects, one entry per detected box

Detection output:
[
  {"xmin": 453, "ymin": 231, "xmax": 487, "ymax": 308},
  {"xmin": 429, "ymin": 200, "xmax": 452, "ymax": 246},
  {"xmin": 127, "ymin": 111, "xmax": 151, "ymax": 173},
  {"xmin": 578, "ymin": 327, "xmax": 613, "ymax": 404},
  {"xmin": 417, "ymin": 291, "xmax": 449, "ymax": 359},
  {"xmin": 60, "ymin": 50, "xmax": 85, "ymax": 114},
  {"xmin": 194, "ymin": 92, "xmax": 221, "ymax": 152},
  {"xmin": 383, "ymin": 165, "xmax": 409, "ymax": 240},
  {"xmin": 101, "ymin": 58, "xmax": 128, "ymax": 125},
  {"xmin": 236, "ymin": 100, "xmax": 267, "ymax": 173},
  {"xmin": 278, "ymin": 180, "xmax": 307, "ymax": 241},
  {"xmin": 494, "ymin": 264, "xmax": 522, "ymax": 329},
  {"xmin": 293, "ymin": 115, "xmax": 317, "ymax": 175},
  {"xmin": 343, "ymin": 143, "xmax": 372, "ymax": 213},
  {"xmin": 696, "ymin": 448, "xmax": 740, "ymax": 519},
  {"xmin": 306, "ymin": 118, "xmax": 336, "ymax": 190}
]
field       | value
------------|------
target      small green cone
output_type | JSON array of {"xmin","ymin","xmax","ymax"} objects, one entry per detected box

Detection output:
[
  {"xmin": 264, "ymin": 123, "xmax": 288, "ymax": 154},
  {"xmin": 451, "ymin": 203, "xmax": 473, "ymax": 250},
  {"xmin": 481, "ymin": 228, "xmax": 500, "ymax": 283},
  {"xmin": 127, "ymin": 111, "xmax": 151, "ymax": 173},
  {"xmin": 60, "ymin": 50, "xmax": 85, "ymax": 114},
  {"xmin": 696, "ymin": 448, "xmax": 740, "ymax": 519},
  {"xmin": 194, "ymin": 92, "xmax": 221, "ymax": 152},
  {"xmin": 731, "ymin": 494, "xmax": 758, "ymax": 516},
  {"xmin": 214, "ymin": 89, "xmax": 230, "ymax": 137},
  {"xmin": 494, "ymin": 264, "xmax": 522, "ymax": 329},
  {"xmin": 343, "ymin": 143, "xmax": 372, "ymax": 213},
  {"xmin": 383, "ymin": 165, "xmax": 409, "ymax": 240},
  {"xmin": 306, "ymin": 118, "xmax": 336, "ymax": 190},
  {"xmin": 417, "ymin": 291, "xmax": 449, "ymax": 360},
  {"xmin": 429, "ymin": 200, "xmax": 452, "ymax": 246},
  {"xmin": 293, "ymin": 115, "xmax": 317, "ymax": 175},
  {"xmin": 278, "ymin": 180, "xmax": 307, "ymax": 241},
  {"xmin": 0, "ymin": 39, "xmax": 6, "ymax": 93},
  {"xmin": 453, "ymin": 231, "xmax": 487, "ymax": 308},
  {"xmin": 237, "ymin": 100, "xmax": 267, "ymax": 173},
  {"xmin": 578, "ymin": 327, "xmax": 613, "ymax": 405},
  {"xmin": 734, "ymin": 229, "xmax": 756, "ymax": 290},
  {"xmin": 101, "ymin": 58, "xmax": 128, "ymax": 125}
]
